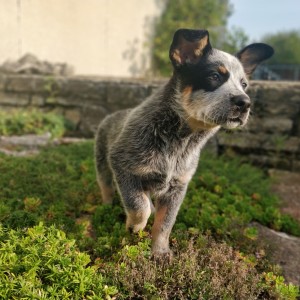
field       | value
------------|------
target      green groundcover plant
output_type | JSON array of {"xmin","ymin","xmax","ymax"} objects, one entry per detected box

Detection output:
[
  {"xmin": 0, "ymin": 223, "xmax": 117, "ymax": 299},
  {"xmin": 0, "ymin": 110, "xmax": 74, "ymax": 138},
  {"xmin": 0, "ymin": 141, "xmax": 299, "ymax": 299},
  {"xmin": 0, "ymin": 223, "xmax": 298, "ymax": 299}
]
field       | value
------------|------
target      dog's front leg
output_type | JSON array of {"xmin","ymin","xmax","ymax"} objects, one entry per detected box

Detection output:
[
  {"xmin": 151, "ymin": 183, "xmax": 188, "ymax": 257},
  {"xmin": 113, "ymin": 170, "xmax": 152, "ymax": 233}
]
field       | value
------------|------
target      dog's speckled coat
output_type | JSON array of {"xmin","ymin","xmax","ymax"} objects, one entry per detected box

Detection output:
[{"xmin": 95, "ymin": 29, "xmax": 274, "ymax": 256}]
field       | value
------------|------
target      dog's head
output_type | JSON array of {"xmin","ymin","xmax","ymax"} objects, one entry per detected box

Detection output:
[{"xmin": 169, "ymin": 29, "xmax": 274, "ymax": 130}]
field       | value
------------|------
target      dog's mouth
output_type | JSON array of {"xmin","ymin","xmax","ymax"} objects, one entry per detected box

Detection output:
[
  {"xmin": 202, "ymin": 116, "xmax": 246, "ymax": 130},
  {"xmin": 224, "ymin": 112, "xmax": 249, "ymax": 128},
  {"xmin": 228, "ymin": 117, "xmax": 243, "ymax": 125}
]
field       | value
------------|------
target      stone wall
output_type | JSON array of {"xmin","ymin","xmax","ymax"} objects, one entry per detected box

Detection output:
[{"xmin": 0, "ymin": 74, "xmax": 300, "ymax": 171}]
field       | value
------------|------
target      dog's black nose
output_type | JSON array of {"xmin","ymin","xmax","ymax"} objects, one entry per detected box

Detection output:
[{"xmin": 231, "ymin": 95, "xmax": 251, "ymax": 112}]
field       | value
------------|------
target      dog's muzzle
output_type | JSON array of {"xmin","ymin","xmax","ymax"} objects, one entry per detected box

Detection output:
[{"xmin": 225, "ymin": 94, "xmax": 251, "ymax": 128}]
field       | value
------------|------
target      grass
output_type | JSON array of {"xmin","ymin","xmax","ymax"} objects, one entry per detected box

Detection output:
[{"xmin": 0, "ymin": 141, "xmax": 299, "ymax": 299}]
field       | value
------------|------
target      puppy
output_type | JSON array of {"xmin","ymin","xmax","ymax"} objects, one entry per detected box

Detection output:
[{"xmin": 95, "ymin": 29, "xmax": 274, "ymax": 257}]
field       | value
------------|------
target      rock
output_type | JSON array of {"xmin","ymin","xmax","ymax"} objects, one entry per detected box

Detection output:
[
  {"xmin": 0, "ymin": 74, "xmax": 6, "ymax": 90},
  {"xmin": 248, "ymin": 154, "xmax": 293, "ymax": 170},
  {"xmin": 0, "ymin": 134, "xmax": 87, "ymax": 156},
  {"xmin": 251, "ymin": 81, "xmax": 300, "ymax": 118},
  {"xmin": 0, "ymin": 148, "xmax": 40, "ymax": 157},
  {"xmin": 0, "ymin": 133, "xmax": 52, "ymax": 147},
  {"xmin": 252, "ymin": 223, "xmax": 300, "ymax": 286},
  {"xmin": 253, "ymin": 169, "xmax": 300, "ymax": 286},
  {"xmin": 30, "ymin": 95, "xmax": 45, "ymax": 106},
  {"xmin": 0, "ymin": 53, "xmax": 74, "ymax": 76},
  {"xmin": 0, "ymin": 92, "xmax": 30, "ymax": 106},
  {"xmin": 6, "ymin": 75, "xmax": 37, "ymax": 92},
  {"xmin": 106, "ymin": 82, "xmax": 150, "ymax": 111},
  {"xmin": 218, "ymin": 131, "xmax": 300, "ymax": 153},
  {"xmin": 247, "ymin": 117, "xmax": 293, "ymax": 134},
  {"xmin": 80, "ymin": 105, "xmax": 108, "ymax": 136}
]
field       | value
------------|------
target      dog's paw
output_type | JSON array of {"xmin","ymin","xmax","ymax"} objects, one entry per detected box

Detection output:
[
  {"xmin": 126, "ymin": 222, "xmax": 147, "ymax": 233},
  {"xmin": 151, "ymin": 243, "xmax": 174, "ymax": 263},
  {"xmin": 151, "ymin": 249, "xmax": 174, "ymax": 264},
  {"xmin": 126, "ymin": 209, "xmax": 150, "ymax": 233}
]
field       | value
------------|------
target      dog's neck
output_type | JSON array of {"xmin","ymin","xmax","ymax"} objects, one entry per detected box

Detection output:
[{"xmin": 161, "ymin": 73, "xmax": 220, "ymax": 133}]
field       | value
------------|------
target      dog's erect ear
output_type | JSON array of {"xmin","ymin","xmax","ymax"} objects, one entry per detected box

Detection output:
[
  {"xmin": 236, "ymin": 43, "xmax": 274, "ymax": 75},
  {"xmin": 169, "ymin": 29, "xmax": 212, "ymax": 68}
]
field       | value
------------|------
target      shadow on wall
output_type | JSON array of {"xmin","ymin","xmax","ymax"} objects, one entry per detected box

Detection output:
[
  {"xmin": 122, "ymin": 38, "xmax": 147, "ymax": 77},
  {"xmin": 122, "ymin": 0, "xmax": 166, "ymax": 77}
]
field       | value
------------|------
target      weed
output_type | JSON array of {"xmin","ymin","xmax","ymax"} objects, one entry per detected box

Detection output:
[{"xmin": 102, "ymin": 234, "xmax": 299, "ymax": 299}]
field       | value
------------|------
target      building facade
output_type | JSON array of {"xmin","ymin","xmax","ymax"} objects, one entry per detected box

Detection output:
[{"xmin": 0, "ymin": 0, "xmax": 164, "ymax": 77}]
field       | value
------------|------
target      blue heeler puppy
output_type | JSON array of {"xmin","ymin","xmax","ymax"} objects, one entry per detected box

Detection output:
[{"xmin": 95, "ymin": 29, "xmax": 274, "ymax": 258}]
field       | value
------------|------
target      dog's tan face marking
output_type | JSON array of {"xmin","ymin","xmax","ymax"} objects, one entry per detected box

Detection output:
[
  {"xmin": 217, "ymin": 65, "xmax": 228, "ymax": 75},
  {"xmin": 181, "ymin": 86, "xmax": 220, "ymax": 131},
  {"xmin": 187, "ymin": 118, "xmax": 219, "ymax": 131},
  {"xmin": 182, "ymin": 86, "xmax": 193, "ymax": 100}
]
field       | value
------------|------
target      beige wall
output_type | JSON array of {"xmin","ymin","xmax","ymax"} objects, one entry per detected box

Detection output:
[{"xmin": 0, "ymin": 0, "xmax": 163, "ymax": 77}]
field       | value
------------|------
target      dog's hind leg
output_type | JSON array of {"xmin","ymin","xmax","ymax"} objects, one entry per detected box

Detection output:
[
  {"xmin": 95, "ymin": 159, "xmax": 114, "ymax": 204},
  {"xmin": 95, "ymin": 140, "xmax": 114, "ymax": 204},
  {"xmin": 96, "ymin": 172, "xmax": 114, "ymax": 204}
]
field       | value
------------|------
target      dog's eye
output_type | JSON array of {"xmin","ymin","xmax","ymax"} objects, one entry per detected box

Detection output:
[
  {"xmin": 241, "ymin": 80, "xmax": 248, "ymax": 89},
  {"xmin": 210, "ymin": 73, "xmax": 220, "ymax": 81}
]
